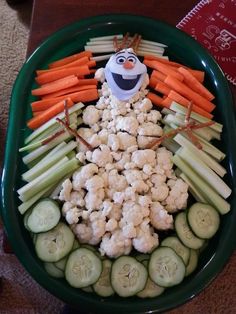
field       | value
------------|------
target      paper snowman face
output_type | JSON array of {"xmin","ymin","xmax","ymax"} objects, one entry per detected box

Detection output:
[{"xmin": 104, "ymin": 48, "xmax": 147, "ymax": 101}]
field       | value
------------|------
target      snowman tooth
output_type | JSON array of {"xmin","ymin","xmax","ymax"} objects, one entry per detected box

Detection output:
[{"xmin": 122, "ymin": 75, "xmax": 137, "ymax": 80}]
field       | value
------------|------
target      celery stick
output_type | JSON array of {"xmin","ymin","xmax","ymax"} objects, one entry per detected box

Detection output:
[
  {"xmin": 18, "ymin": 158, "xmax": 79, "ymax": 202},
  {"xmin": 170, "ymin": 102, "xmax": 223, "ymax": 133},
  {"xmin": 67, "ymin": 151, "xmax": 76, "ymax": 159},
  {"xmin": 22, "ymin": 130, "xmax": 72, "ymax": 165},
  {"xmin": 42, "ymin": 142, "xmax": 67, "ymax": 159},
  {"xmin": 92, "ymin": 54, "xmax": 113, "ymax": 62},
  {"xmin": 172, "ymin": 154, "xmax": 230, "ymax": 214},
  {"xmin": 177, "ymin": 147, "xmax": 231, "ymax": 199},
  {"xmin": 161, "ymin": 138, "xmax": 180, "ymax": 154},
  {"xmin": 179, "ymin": 172, "xmax": 208, "ymax": 203},
  {"xmin": 24, "ymin": 103, "xmax": 84, "ymax": 144},
  {"xmin": 174, "ymin": 134, "xmax": 226, "ymax": 177},
  {"xmin": 22, "ymin": 141, "xmax": 77, "ymax": 182}
]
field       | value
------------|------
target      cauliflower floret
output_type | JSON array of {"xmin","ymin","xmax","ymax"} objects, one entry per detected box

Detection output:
[
  {"xmin": 136, "ymin": 112, "xmax": 147, "ymax": 124},
  {"xmin": 72, "ymin": 163, "xmax": 98, "ymax": 190},
  {"xmin": 89, "ymin": 134, "xmax": 102, "ymax": 148},
  {"xmin": 112, "ymin": 191, "xmax": 125, "ymax": 204},
  {"xmin": 83, "ymin": 105, "xmax": 101, "ymax": 126},
  {"xmin": 138, "ymin": 122, "xmax": 163, "ymax": 137},
  {"xmin": 107, "ymin": 133, "xmax": 120, "ymax": 151},
  {"xmin": 138, "ymin": 195, "xmax": 152, "ymax": 208},
  {"xmin": 97, "ymin": 128, "xmax": 109, "ymax": 144},
  {"xmin": 77, "ymin": 128, "xmax": 94, "ymax": 152},
  {"xmin": 131, "ymin": 180, "xmax": 149, "ymax": 194},
  {"xmin": 73, "ymin": 223, "xmax": 93, "ymax": 243},
  {"xmin": 156, "ymin": 147, "xmax": 174, "ymax": 176},
  {"xmin": 116, "ymin": 116, "xmax": 139, "ymax": 136},
  {"xmin": 108, "ymin": 169, "xmax": 128, "ymax": 191},
  {"xmin": 88, "ymin": 211, "xmax": 106, "ymax": 242},
  {"xmin": 151, "ymin": 173, "xmax": 167, "ymax": 186},
  {"xmin": 121, "ymin": 222, "xmax": 137, "ymax": 238},
  {"xmin": 115, "ymin": 151, "xmax": 131, "ymax": 170},
  {"xmin": 96, "ymin": 96, "xmax": 108, "ymax": 110},
  {"xmin": 59, "ymin": 178, "xmax": 72, "ymax": 201},
  {"xmin": 122, "ymin": 201, "xmax": 144, "ymax": 226},
  {"xmin": 95, "ymin": 67, "xmax": 105, "ymax": 83},
  {"xmin": 69, "ymin": 190, "xmax": 86, "ymax": 207},
  {"xmin": 101, "ymin": 200, "xmax": 122, "ymax": 221},
  {"xmin": 151, "ymin": 184, "xmax": 169, "ymax": 202},
  {"xmin": 116, "ymin": 132, "xmax": 137, "ymax": 151},
  {"xmin": 143, "ymin": 164, "xmax": 154, "ymax": 176},
  {"xmin": 85, "ymin": 175, "xmax": 105, "ymax": 192},
  {"xmin": 62, "ymin": 201, "xmax": 73, "ymax": 216},
  {"xmin": 99, "ymin": 230, "xmax": 132, "ymax": 258},
  {"xmin": 76, "ymin": 152, "xmax": 86, "ymax": 164},
  {"xmin": 90, "ymin": 145, "xmax": 113, "ymax": 167},
  {"xmin": 65, "ymin": 207, "xmax": 81, "ymax": 225},
  {"xmin": 146, "ymin": 110, "xmax": 162, "ymax": 123},
  {"xmin": 102, "ymin": 109, "xmax": 112, "ymax": 121},
  {"xmin": 84, "ymin": 188, "xmax": 105, "ymax": 211},
  {"xmin": 123, "ymin": 169, "xmax": 143, "ymax": 184},
  {"xmin": 106, "ymin": 218, "xmax": 118, "ymax": 232},
  {"xmin": 137, "ymin": 135, "xmax": 154, "ymax": 149},
  {"xmin": 133, "ymin": 97, "xmax": 152, "ymax": 112},
  {"xmin": 131, "ymin": 149, "xmax": 156, "ymax": 168},
  {"xmin": 132, "ymin": 219, "xmax": 159, "ymax": 253},
  {"xmin": 164, "ymin": 178, "xmax": 188, "ymax": 213},
  {"xmin": 150, "ymin": 202, "xmax": 173, "ymax": 230}
]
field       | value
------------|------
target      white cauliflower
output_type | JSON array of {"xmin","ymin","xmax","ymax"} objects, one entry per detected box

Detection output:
[
  {"xmin": 137, "ymin": 135, "xmax": 154, "ymax": 149},
  {"xmin": 131, "ymin": 149, "xmax": 156, "ymax": 168},
  {"xmin": 88, "ymin": 211, "xmax": 106, "ymax": 242},
  {"xmin": 77, "ymin": 128, "xmax": 95, "ymax": 152},
  {"xmin": 98, "ymin": 128, "xmax": 110, "ymax": 144},
  {"xmin": 116, "ymin": 132, "xmax": 137, "ymax": 151},
  {"xmin": 95, "ymin": 67, "xmax": 105, "ymax": 83},
  {"xmin": 107, "ymin": 133, "xmax": 120, "ymax": 151},
  {"xmin": 164, "ymin": 178, "xmax": 188, "ymax": 213},
  {"xmin": 84, "ymin": 188, "xmax": 105, "ymax": 211},
  {"xmin": 156, "ymin": 147, "xmax": 174, "ymax": 177},
  {"xmin": 131, "ymin": 180, "xmax": 149, "ymax": 194},
  {"xmin": 133, "ymin": 219, "xmax": 159, "ymax": 253},
  {"xmin": 151, "ymin": 173, "xmax": 167, "ymax": 186},
  {"xmin": 108, "ymin": 169, "xmax": 128, "ymax": 191},
  {"xmin": 72, "ymin": 163, "xmax": 98, "ymax": 190},
  {"xmin": 59, "ymin": 178, "xmax": 72, "ymax": 201},
  {"xmin": 73, "ymin": 223, "xmax": 93, "ymax": 243},
  {"xmin": 65, "ymin": 207, "xmax": 81, "ymax": 225},
  {"xmin": 150, "ymin": 202, "xmax": 173, "ymax": 230},
  {"xmin": 123, "ymin": 169, "xmax": 143, "ymax": 184},
  {"xmin": 138, "ymin": 122, "xmax": 163, "ymax": 137},
  {"xmin": 90, "ymin": 145, "xmax": 113, "ymax": 167},
  {"xmin": 106, "ymin": 218, "xmax": 118, "ymax": 232},
  {"xmin": 116, "ymin": 116, "xmax": 139, "ymax": 136},
  {"xmin": 69, "ymin": 190, "xmax": 85, "ymax": 207},
  {"xmin": 122, "ymin": 201, "xmax": 144, "ymax": 227},
  {"xmin": 146, "ymin": 110, "xmax": 162, "ymax": 123},
  {"xmin": 138, "ymin": 195, "xmax": 152, "ymax": 208},
  {"xmin": 85, "ymin": 175, "xmax": 105, "ymax": 192},
  {"xmin": 133, "ymin": 97, "xmax": 152, "ymax": 112},
  {"xmin": 99, "ymin": 230, "xmax": 132, "ymax": 258},
  {"xmin": 122, "ymin": 222, "xmax": 137, "ymax": 238},
  {"xmin": 151, "ymin": 184, "xmax": 169, "ymax": 202},
  {"xmin": 115, "ymin": 151, "xmax": 131, "ymax": 170}
]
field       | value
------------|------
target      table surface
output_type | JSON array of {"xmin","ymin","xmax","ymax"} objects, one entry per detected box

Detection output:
[{"xmin": 6, "ymin": 0, "xmax": 236, "ymax": 313}]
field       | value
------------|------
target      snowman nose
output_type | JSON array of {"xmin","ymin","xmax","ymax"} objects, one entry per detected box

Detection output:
[{"xmin": 123, "ymin": 60, "xmax": 135, "ymax": 69}]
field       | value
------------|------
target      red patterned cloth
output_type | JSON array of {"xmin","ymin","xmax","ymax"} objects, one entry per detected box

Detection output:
[{"xmin": 177, "ymin": 0, "xmax": 236, "ymax": 86}]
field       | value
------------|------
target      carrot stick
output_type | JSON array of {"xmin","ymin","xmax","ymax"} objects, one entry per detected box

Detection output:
[
  {"xmin": 154, "ymin": 80, "xmax": 172, "ymax": 96},
  {"xmin": 144, "ymin": 54, "xmax": 183, "ymax": 67},
  {"xmin": 42, "ymin": 84, "xmax": 98, "ymax": 99},
  {"xmin": 149, "ymin": 76, "xmax": 159, "ymax": 89},
  {"xmin": 161, "ymin": 97, "xmax": 172, "ymax": 108},
  {"xmin": 36, "ymin": 56, "xmax": 90, "ymax": 75},
  {"xmin": 178, "ymin": 67, "xmax": 215, "ymax": 101},
  {"xmin": 164, "ymin": 75, "xmax": 215, "ymax": 113},
  {"xmin": 144, "ymin": 59, "xmax": 184, "ymax": 81},
  {"xmin": 151, "ymin": 70, "xmax": 166, "ymax": 82},
  {"xmin": 35, "ymin": 65, "xmax": 91, "ymax": 85},
  {"xmin": 87, "ymin": 60, "xmax": 96, "ymax": 68},
  {"xmin": 33, "ymin": 111, "xmax": 45, "ymax": 117},
  {"xmin": 186, "ymin": 69, "xmax": 205, "ymax": 83},
  {"xmin": 31, "ymin": 89, "xmax": 98, "ymax": 112},
  {"xmin": 32, "ymin": 75, "xmax": 80, "ymax": 96},
  {"xmin": 48, "ymin": 51, "xmax": 92, "ymax": 69},
  {"xmin": 147, "ymin": 92, "xmax": 170, "ymax": 108},
  {"xmin": 27, "ymin": 98, "xmax": 74, "ymax": 129}
]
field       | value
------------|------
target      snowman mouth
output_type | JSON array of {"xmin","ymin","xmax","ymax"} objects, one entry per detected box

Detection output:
[{"xmin": 112, "ymin": 73, "xmax": 141, "ymax": 90}]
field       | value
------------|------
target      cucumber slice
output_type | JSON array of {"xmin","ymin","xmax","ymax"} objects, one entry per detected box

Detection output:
[
  {"xmin": 27, "ymin": 198, "xmax": 61, "ymax": 233},
  {"xmin": 161, "ymin": 236, "xmax": 190, "ymax": 265},
  {"xmin": 23, "ymin": 209, "xmax": 32, "ymax": 231},
  {"xmin": 175, "ymin": 212, "xmax": 205, "ymax": 250},
  {"xmin": 44, "ymin": 262, "xmax": 64, "ymax": 278},
  {"xmin": 187, "ymin": 203, "xmax": 220, "ymax": 239},
  {"xmin": 93, "ymin": 259, "xmax": 114, "ymax": 297},
  {"xmin": 54, "ymin": 255, "xmax": 68, "ymax": 271},
  {"xmin": 111, "ymin": 256, "xmax": 148, "ymax": 297},
  {"xmin": 82, "ymin": 286, "xmax": 93, "ymax": 293},
  {"xmin": 35, "ymin": 222, "xmax": 74, "ymax": 262},
  {"xmin": 135, "ymin": 254, "xmax": 150, "ymax": 263},
  {"xmin": 185, "ymin": 249, "xmax": 199, "ymax": 277},
  {"xmin": 149, "ymin": 247, "xmax": 186, "ymax": 287},
  {"xmin": 72, "ymin": 239, "xmax": 80, "ymax": 250},
  {"xmin": 65, "ymin": 248, "xmax": 102, "ymax": 288}
]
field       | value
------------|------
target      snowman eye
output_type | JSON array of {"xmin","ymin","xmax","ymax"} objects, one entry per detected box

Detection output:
[
  {"xmin": 127, "ymin": 56, "xmax": 137, "ymax": 64},
  {"xmin": 116, "ymin": 56, "xmax": 126, "ymax": 64}
]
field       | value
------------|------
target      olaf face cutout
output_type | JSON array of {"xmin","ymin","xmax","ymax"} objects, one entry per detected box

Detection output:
[{"xmin": 104, "ymin": 48, "xmax": 147, "ymax": 101}]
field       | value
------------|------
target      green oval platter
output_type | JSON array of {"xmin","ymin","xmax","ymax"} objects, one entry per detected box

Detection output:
[{"xmin": 1, "ymin": 14, "xmax": 236, "ymax": 314}]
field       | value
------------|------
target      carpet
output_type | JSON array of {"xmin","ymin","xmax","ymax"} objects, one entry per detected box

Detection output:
[{"xmin": 0, "ymin": 1, "xmax": 64, "ymax": 312}]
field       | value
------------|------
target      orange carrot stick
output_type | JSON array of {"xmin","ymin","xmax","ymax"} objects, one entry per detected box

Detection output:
[
  {"xmin": 42, "ymin": 84, "xmax": 98, "ymax": 99},
  {"xmin": 27, "ymin": 98, "xmax": 74, "ymax": 129},
  {"xmin": 32, "ymin": 75, "xmax": 80, "ymax": 96},
  {"xmin": 164, "ymin": 75, "xmax": 215, "ymax": 113},
  {"xmin": 151, "ymin": 70, "xmax": 167, "ymax": 82},
  {"xmin": 168, "ymin": 90, "xmax": 213, "ymax": 119},
  {"xmin": 147, "ymin": 92, "xmax": 170, "ymax": 108},
  {"xmin": 149, "ymin": 76, "xmax": 159, "ymax": 89},
  {"xmin": 178, "ymin": 67, "xmax": 215, "ymax": 101},
  {"xmin": 144, "ymin": 54, "xmax": 183, "ymax": 67},
  {"xmin": 186, "ymin": 69, "xmax": 205, "ymax": 83},
  {"xmin": 35, "ymin": 65, "xmax": 91, "ymax": 85},
  {"xmin": 48, "ymin": 51, "xmax": 92, "ymax": 69},
  {"xmin": 144, "ymin": 59, "xmax": 184, "ymax": 81},
  {"xmin": 154, "ymin": 80, "xmax": 172, "ymax": 96},
  {"xmin": 31, "ymin": 89, "xmax": 98, "ymax": 112},
  {"xmin": 36, "ymin": 56, "xmax": 90, "ymax": 75},
  {"xmin": 161, "ymin": 97, "xmax": 172, "ymax": 108}
]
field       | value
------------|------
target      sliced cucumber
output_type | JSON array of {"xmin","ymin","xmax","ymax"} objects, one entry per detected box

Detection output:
[
  {"xmin": 72, "ymin": 239, "xmax": 80, "ymax": 250},
  {"xmin": 185, "ymin": 249, "xmax": 199, "ymax": 277},
  {"xmin": 23, "ymin": 209, "xmax": 32, "ymax": 231},
  {"xmin": 135, "ymin": 254, "xmax": 150, "ymax": 263},
  {"xmin": 187, "ymin": 203, "xmax": 220, "ymax": 239},
  {"xmin": 149, "ymin": 247, "xmax": 186, "ymax": 287},
  {"xmin": 27, "ymin": 198, "xmax": 61, "ymax": 233},
  {"xmin": 161, "ymin": 236, "xmax": 190, "ymax": 265},
  {"xmin": 54, "ymin": 255, "xmax": 68, "ymax": 271},
  {"xmin": 93, "ymin": 259, "xmax": 114, "ymax": 297},
  {"xmin": 44, "ymin": 262, "xmax": 64, "ymax": 278},
  {"xmin": 111, "ymin": 256, "xmax": 148, "ymax": 297},
  {"xmin": 65, "ymin": 248, "xmax": 102, "ymax": 288},
  {"xmin": 35, "ymin": 222, "xmax": 74, "ymax": 262},
  {"xmin": 82, "ymin": 286, "xmax": 93, "ymax": 293},
  {"xmin": 175, "ymin": 212, "xmax": 205, "ymax": 250}
]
